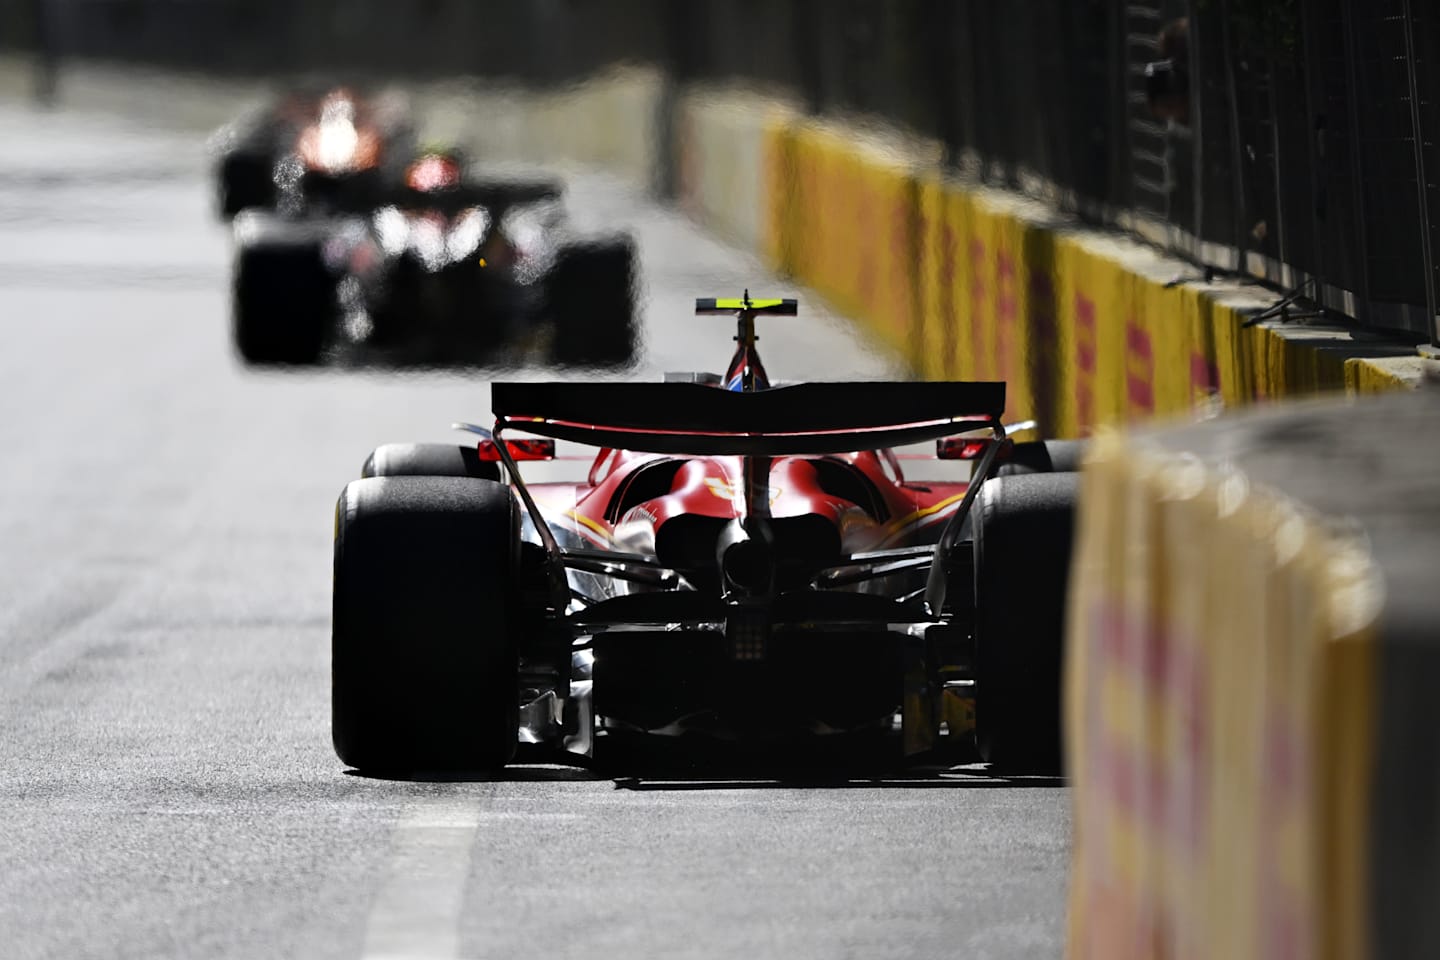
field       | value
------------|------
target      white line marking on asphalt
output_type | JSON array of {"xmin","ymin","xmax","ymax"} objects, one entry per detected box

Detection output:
[{"xmin": 360, "ymin": 797, "xmax": 483, "ymax": 960}]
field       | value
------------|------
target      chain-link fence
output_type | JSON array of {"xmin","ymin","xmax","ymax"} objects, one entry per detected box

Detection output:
[
  {"xmin": 675, "ymin": 0, "xmax": 1439, "ymax": 342},
  {"xmin": 4, "ymin": 0, "xmax": 1435, "ymax": 341}
]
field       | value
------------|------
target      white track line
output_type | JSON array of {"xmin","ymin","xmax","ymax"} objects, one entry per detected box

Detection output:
[{"xmin": 361, "ymin": 797, "xmax": 483, "ymax": 960}]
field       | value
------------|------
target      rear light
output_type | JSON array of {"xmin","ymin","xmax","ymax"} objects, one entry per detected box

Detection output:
[
  {"xmin": 477, "ymin": 437, "xmax": 556, "ymax": 462},
  {"xmin": 936, "ymin": 438, "xmax": 986, "ymax": 460},
  {"xmin": 478, "ymin": 232, "xmax": 514, "ymax": 270},
  {"xmin": 936, "ymin": 437, "xmax": 1013, "ymax": 461}
]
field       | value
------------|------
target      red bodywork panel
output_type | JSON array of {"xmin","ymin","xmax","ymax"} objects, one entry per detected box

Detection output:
[{"xmin": 526, "ymin": 446, "xmax": 969, "ymax": 556}]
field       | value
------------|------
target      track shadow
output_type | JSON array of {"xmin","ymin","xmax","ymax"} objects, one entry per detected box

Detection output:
[
  {"xmin": 340, "ymin": 738, "xmax": 1065, "ymax": 788},
  {"xmin": 341, "ymin": 762, "xmax": 605, "ymax": 784},
  {"xmin": 595, "ymin": 735, "xmax": 1064, "ymax": 789},
  {"xmin": 609, "ymin": 766, "xmax": 1065, "ymax": 791}
]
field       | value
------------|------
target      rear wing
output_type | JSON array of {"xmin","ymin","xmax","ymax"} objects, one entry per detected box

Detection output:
[
  {"xmin": 490, "ymin": 380, "xmax": 1005, "ymax": 456},
  {"xmin": 392, "ymin": 177, "xmax": 562, "ymax": 214},
  {"xmin": 695, "ymin": 297, "xmax": 797, "ymax": 316},
  {"xmin": 325, "ymin": 177, "xmax": 563, "ymax": 216}
]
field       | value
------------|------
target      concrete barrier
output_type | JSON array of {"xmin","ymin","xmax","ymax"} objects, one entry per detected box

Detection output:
[
  {"xmin": 1345, "ymin": 355, "xmax": 1440, "ymax": 394},
  {"xmin": 0, "ymin": 57, "xmax": 265, "ymax": 130},
  {"xmin": 759, "ymin": 118, "xmax": 939, "ymax": 364},
  {"xmin": 687, "ymin": 89, "xmax": 1437, "ymax": 429},
  {"xmin": 416, "ymin": 66, "xmax": 662, "ymax": 185},
  {"xmin": 674, "ymin": 86, "xmax": 795, "ymax": 253},
  {"xmin": 1066, "ymin": 385, "xmax": 1440, "ymax": 960},
  {"xmin": 0, "ymin": 56, "xmax": 663, "ymax": 189},
  {"xmin": 5, "ymin": 54, "xmax": 1429, "ymax": 417}
]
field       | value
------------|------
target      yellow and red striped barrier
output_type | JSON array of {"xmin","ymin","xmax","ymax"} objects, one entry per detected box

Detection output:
[
  {"xmin": 764, "ymin": 121, "xmax": 924, "ymax": 360},
  {"xmin": 1066, "ymin": 430, "xmax": 1383, "ymax": 959},
  {"xmin": 748, "ymin": 105, "xmax": 1430, "ymax": 430}
]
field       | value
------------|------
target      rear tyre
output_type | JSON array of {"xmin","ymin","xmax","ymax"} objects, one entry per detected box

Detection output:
[
  {"xmin": 332, "ymin": 476, "xmax": 519, "ymax": 774},
  {"xmin": 999, "ymin": 439, "xmax": 1088, "ymax": 476},
  {"xmin": 972, "ymin": 473, "xmax": 1078, "ymax": 773},
  {"xmin": 217, "ymin": 150, "xmax": 276, "ymax": 219},
  {"xmin": 547, "ymin": 237, "xmax": 638, "ymax": 367},
  {"xmin": 232, "ymin": 233, "xmax": 333, "ymax": 365},
  {"xmin": 361, "ymin": 443, "xmax": 501, "ymax": 482}
]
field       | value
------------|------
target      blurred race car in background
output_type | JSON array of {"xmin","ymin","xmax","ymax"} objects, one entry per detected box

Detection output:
[
  {"xmin": 211, "ymin": 87, "xmax": 638, "ymax": 368},
  {"xmin": 211, "ymin": 85, "xmax": 416, "ymax": 219},
  {"xmin": 332, "ymin": 295, "xmax": 1083, "ymax": 776}
]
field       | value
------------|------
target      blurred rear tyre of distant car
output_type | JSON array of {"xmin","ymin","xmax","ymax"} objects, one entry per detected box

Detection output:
[
  {"xmin": 332, "ymin": 476, "xmax": 519, "ymax": 774},
  {"xmin": 217, "ymin": 150, "xmax": 276, "ymax": 219},
  {"xmin": 232, "ymin": 240, "xmax": 332, "ymax": 366},
  {"xmin": 361, "ymin": 443, "xmax": 502, "ymax": 482},
  {"xmin": 972, "ymin": 473, "xmax": 1078, "ymax": 774},
  {"xmin": 547, "ymin": 238, "xmax": 638, "ymax": 367},
  {"xmin": 998, "ymin": 439, "xmax": 1088, "ymax": 476}
]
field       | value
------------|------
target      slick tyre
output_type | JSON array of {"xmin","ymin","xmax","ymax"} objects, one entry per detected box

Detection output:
[
  {"xmin": 547, "ymin": 238, "xmax": 638, "ymax": 367},
  {"xmin": 999, "ymin": 439, "xmax": 1088, "ymax": 476},
  {"xmin": 332, "ymin": 476, "xmax": 519, "ymax": 774},
  {"xmin": 972, "ymin": 473, "xmax": 1078, "ymax": 774},
  {"xmin": 361, "ymin": 443, "xmax": 501, "ymax": 482},
  {"xmin": 217, "ymin": 150, "xmax": 275, "ymax": 218},
  {"xmin": 232, "ymin": 238, "xmax": 332, "ymax": 365}
]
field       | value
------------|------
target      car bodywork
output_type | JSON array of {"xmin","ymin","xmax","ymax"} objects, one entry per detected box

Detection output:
[
  {"xmin": 211, "ymin": 86, "xmax": 414, "ymax": 219},
  {"xmin": 482, "ymin": 297, "xmax": 1011, "ymax": 757}
]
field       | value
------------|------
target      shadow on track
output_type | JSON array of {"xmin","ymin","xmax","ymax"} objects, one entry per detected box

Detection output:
[
  {"xmin": 340, "ymin": 735, "xmax": 1063, "ymax": 789},
  {"xmin": 608, "ymin": 768, "xmax": 1065, "ymax": 791}
]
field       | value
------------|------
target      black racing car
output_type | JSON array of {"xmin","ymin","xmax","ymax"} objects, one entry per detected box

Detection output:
[
  {"xmin": 210, "ymin": 85, "xmax": 415, "ymax": 220},
  {"xmin": 213, "ymin": 90, "xmax": 637, "ymax": 368}
]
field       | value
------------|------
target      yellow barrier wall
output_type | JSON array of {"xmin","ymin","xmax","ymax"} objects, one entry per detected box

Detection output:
[
  {"xmin": 421, "ymin": 67, "xmax": 661, "ymax": 185},
  {"xmin": 1067, "ymin": 434, "xmax": 1382, "ymax": 960},
  {"xmin": 773, "ymin": 123, "xmax": 923, "ymax": 360},
  {"xmin": 753, "ymin": 107, "xmax": 1427, "ymax": 426},
  {"xmin": 676, "ymin": 90, "xmax": 796, "ymax": 252},
  {"xmin": 731, "ymin": 90, "xmax": 1438, "ymax": 960}
]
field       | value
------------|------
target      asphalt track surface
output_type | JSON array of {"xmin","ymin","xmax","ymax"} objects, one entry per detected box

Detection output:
[{"xmin": 0, "ymin": 88, "xmax": 1070, "ymax": 959}]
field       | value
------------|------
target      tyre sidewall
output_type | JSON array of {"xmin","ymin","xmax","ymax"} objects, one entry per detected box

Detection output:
[
  {"xmin": 333, "ymin": 476, "xmax": 519, "ymax": 773},
  {"xmin": 972, "ymin": 473, "xmax": 1078, "ymax": 773}
]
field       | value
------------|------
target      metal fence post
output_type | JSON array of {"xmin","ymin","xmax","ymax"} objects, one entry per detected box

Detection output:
[
  {"xmin": 1339, "ymin": 0, "xmax": 1374, "ymax": 313},
  {"xmin": 1297, "ymin": 0, "xmax": 1328, "ymax": 304},
  {"xmin": 1399, "ymin": 0, "xmax": 1439, "ymax": 343},
  {"xmin": 1189, "ymin": 0, "xmax": 1206, "ymax": 255},
  {"xmin": 1219, "ymin": 0, "xmax": 1252, "ymax": 258}
]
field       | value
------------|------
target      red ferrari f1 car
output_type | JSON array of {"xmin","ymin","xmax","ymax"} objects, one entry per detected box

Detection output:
[{"xmin": 333, "ymin": 296, "xmax": 1080, "ymax": 774}]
